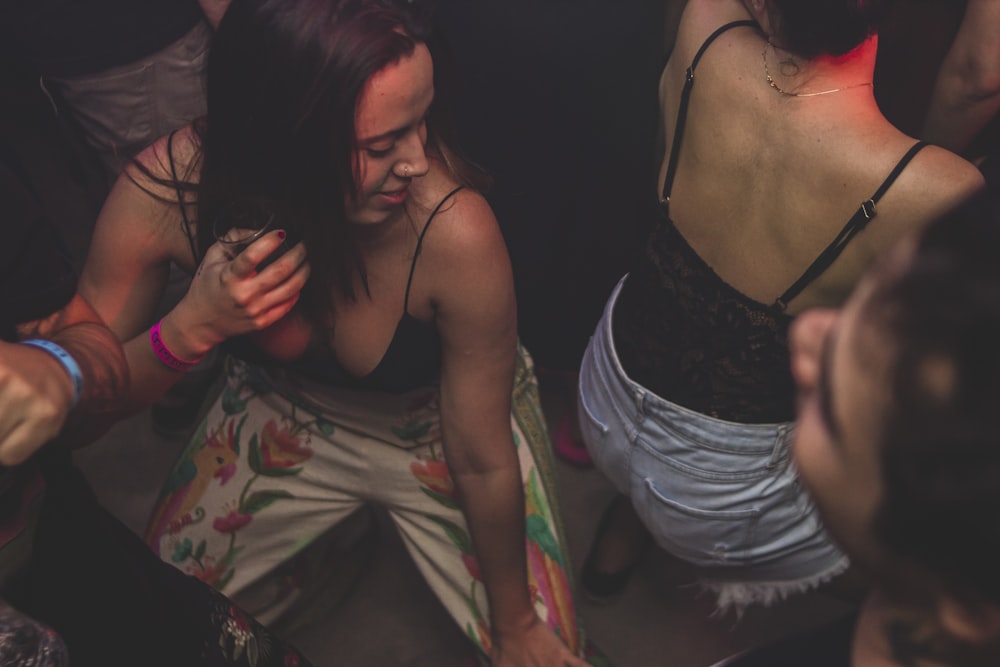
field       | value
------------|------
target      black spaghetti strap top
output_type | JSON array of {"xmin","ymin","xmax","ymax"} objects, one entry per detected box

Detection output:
[
  {"xmin": 614, "ymin": 20, "xmax": 925, "ymax": 423},
  {"xmin": 165, "ymin": 132, "xmax": 454, "ymax": 393},
  {"xmin": 285, "ymin": 186, "xmax": 464, "ymax": 393}
]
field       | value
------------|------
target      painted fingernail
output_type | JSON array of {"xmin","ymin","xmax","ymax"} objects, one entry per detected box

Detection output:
[{"xmin": 277, "ymin": 231, "xmax": 286, "ymax": 239}]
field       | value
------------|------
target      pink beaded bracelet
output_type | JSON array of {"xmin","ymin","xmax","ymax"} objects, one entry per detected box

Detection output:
[{"xmin": 149, "ymin": 321, "xmax": 204, "ymax": 371}]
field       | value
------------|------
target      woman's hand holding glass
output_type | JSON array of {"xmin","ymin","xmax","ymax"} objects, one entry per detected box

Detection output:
[{"xmin": 164, "ymin": 229, "xmax": 311, "ymax": 361}]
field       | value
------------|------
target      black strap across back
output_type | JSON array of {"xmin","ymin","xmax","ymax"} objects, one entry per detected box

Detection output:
[
  {"xmin": 659, "ymin": 19, "xmax": 927, "ymax": 312},
  {"xmin": 773, "ymin": 141, "xmax": 926, "ymax": 309},
  {"xmin": 660, "ymin": 20, "xmax": 759, "ymax": 212}
]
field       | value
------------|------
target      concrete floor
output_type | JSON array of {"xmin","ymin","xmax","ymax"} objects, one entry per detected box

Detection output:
[{"xmin": 74, "ymin": 376, "xmax": 850, "ymax": 667}]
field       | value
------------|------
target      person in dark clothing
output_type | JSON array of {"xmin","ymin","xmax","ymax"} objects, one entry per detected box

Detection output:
[
  {"xmin": 0, "ymin": 0, "xmax": 211, "ymax": 183},
  {"xmin": 0, "ymin": 140, "xmax": 314, "ymax": 667}
]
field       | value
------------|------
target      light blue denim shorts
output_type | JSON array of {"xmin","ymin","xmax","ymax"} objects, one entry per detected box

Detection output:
[{"xmin": 577, "ymin": 276, "xmax": 847, "ymax": 608}]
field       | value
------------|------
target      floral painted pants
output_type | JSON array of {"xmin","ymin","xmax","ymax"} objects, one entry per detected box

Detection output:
[{"xmin": 145, "ymin": 345, "xmax": 593, "ymax": 662}]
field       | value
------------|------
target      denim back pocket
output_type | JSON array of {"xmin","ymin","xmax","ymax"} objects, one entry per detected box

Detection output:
[{"xmin": 635, "ymin": 476, "xmax": 761, "ymax": 568}]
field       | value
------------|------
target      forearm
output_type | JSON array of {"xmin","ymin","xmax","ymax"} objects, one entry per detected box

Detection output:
[
  {"xmin": 453, "ymin": 461, "xmax": 537, "ymax": 636},
  {"xmin": 48, "ymin": 321, "xmax": 128, "ymax": 415},
  {"xmin": 44, "ymin": 321, "xmax": 129, "ymax": 447},
  {"xmin": 1, "ymin": 316, "xmax": 128, "ymax": 459},
  {"xmin": 115, "ymin": 306, "xmax": 218, "ymax": 417},
  {"xmin": 923, "ymin": 75, "xmax": 1000, "ymax": 154},
  {"xmin": 922, "ymin": 0, "xmax": 1000, "ymax": 154}
]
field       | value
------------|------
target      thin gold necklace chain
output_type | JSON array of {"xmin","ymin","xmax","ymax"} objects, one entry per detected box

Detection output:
[{"xmin": 762, "ymin": 41, "xmax": 873, "ymax": 98}]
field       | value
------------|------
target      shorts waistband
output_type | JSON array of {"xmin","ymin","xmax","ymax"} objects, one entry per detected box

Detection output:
[{"xmin": 596, "ymin": 275, "xmax": 792, "ymax": 458}]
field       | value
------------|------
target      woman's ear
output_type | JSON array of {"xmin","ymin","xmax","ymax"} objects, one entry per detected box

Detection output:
[
  {"xmin": 938, "ymin": 596, "xmax": 1000, "ymax": 644},
  {"xmin": 742, "ymin": 0, "xmax": 774, "ymax": 37},
  {"xmin": 741, "ymin": 0, "xmax": 766, "ymax": 17}
]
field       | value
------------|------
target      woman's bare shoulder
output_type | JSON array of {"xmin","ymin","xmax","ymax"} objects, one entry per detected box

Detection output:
[
  {"xmin": 124, "ymin": 124, "xmax": 203, "ymax": 193},
  {"xmin": 95, "ymin": 125, "xmax": 203, "ymax": 270},
  {"xmin": 675, "ymin": 0, "xmax": 757, "ymax": 54},
  {"xmin": 411, "ymin": 167, "xmax": 514, "ymax": 325},
  {"xmin": 900, "ymin": 144, "xmax": 986, "ymax": 218},
  {"xmin": 411, "ymin": 164, "xmax": 507, "ymax": 279},
  {"xmin": 413, "ymin": 161, "xmax": 496, "ymax": 229}
]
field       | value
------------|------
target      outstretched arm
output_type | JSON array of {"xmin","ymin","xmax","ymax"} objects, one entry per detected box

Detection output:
[
  {"xmin": 922, "ymin": 0, "xmax": 1000, "ymax": 155},
  {"xmin": 0, "ymin": 293, "xmax": 128, "ymax": 465},
  {"xmin": 433, "ymin": 192, "xmax": 586, "ymax": 667}
]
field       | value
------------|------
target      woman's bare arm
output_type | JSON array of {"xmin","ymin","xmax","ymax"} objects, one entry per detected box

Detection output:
[
  {"xmin": 432, "ymin": 191, "xmax": 586, "ymax": 666},
  {"xmin": 922, "ymin": 0, "xmax": 1000, "ymax": 155}
]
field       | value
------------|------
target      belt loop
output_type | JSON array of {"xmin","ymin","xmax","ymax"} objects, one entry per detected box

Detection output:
[
  {"xmin": 625, "ymin": 388, "xmax": 646, "ymax": 444},
  {"xmin": 767, "ymin": 425, "xmax": 789, "ymax": 469}
]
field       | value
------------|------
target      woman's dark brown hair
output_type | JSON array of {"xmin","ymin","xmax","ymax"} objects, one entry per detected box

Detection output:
[
  {"xmin": 769, "ymin": 0, "xmax": 894, "ymax": 59},
  {"xmin": 177, "ymin": 0, "xmax": 486, "ymax": 331},
  {"xmin": 862, "ymin": 194, "xmax": 1000, "ymax": 610}
]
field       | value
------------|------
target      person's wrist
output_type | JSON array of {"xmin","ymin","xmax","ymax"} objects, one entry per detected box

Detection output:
[
  {"xmin": 153, "ymin": 313, "xmax": 214, "ymax": 369},
  {"xmin": 167, "ymin": 299, "xmax": 226, "ymax": 354},
  {"xmin": 490, "ymin": 604, "xmax": 539, "ymax": 638},
  {"xmin": 20, "ymin": 339, "xmax": 83, "ymax": 407}
]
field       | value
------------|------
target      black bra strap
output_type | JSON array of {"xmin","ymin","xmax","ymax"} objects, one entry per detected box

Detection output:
[
  {"xmin": 774, "ymin": 141, "xmax": 928, "ymax": 310},
  {"xmin": 660, "ymin": 19, "xmax": 759, "ymax": 210},
  {"xmin": 403, "ymin": 185, "xmax": 464, "ymax": 312},
  {"xmin": 166, "ymin": 129, "xmax": 200, "ymax": 266}
]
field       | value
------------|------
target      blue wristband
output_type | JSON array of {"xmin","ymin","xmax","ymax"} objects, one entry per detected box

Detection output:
[{"xmin": 20, "ymin": 339, "xmax": 83, "ymax": 408}]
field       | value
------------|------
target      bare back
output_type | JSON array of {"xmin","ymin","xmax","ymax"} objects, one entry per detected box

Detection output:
[{"xmin": 657, "ymin": 0, "xmax": 984, "ymax": 314}]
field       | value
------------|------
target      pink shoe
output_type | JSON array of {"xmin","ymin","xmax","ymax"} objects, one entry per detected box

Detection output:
[{"xmin": 553, "ymin": 413, "xmax": 593, "ymax": 467}]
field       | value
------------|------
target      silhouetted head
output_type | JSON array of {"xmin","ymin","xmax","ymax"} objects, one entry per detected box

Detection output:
[{"xmin": 791, "ymin": 195, "xmax": 1000, "ymax": 665}]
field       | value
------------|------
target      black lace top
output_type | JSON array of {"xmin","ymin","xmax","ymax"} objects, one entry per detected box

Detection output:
[
  {"xmin": 614, "ymin": 215, "xmax": 795, "ymax": 423},
  {"xmin": 613, "ymin": 20, "xmax": 925, "ymax": 424}
]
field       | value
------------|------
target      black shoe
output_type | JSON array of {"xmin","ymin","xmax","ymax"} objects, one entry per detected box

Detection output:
[{"xmin": 579, "ymin": 496, "xmax": 649, "ymax": 603}]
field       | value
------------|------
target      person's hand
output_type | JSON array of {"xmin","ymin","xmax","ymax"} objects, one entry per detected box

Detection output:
[
  {"xmin": 165, "ymin": 229, "xmax": 311, "ymax": 357},
  {"xmin": 491, "ymin": 615, "xmax": 588, "ymax": 667},
  {"xmin": 0, "ymin": 340, "xmax": 76, "ymax": 466}
]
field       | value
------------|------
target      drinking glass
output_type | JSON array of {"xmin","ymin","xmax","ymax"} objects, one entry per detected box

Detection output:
[{"xmin": 212, "ymin": 202, "xmax": 288, "ymax": 269}]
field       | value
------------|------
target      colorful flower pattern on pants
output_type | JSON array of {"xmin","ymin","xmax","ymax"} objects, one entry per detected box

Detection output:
[
  {"xmin": 147, "ymin": 379, "xmax": 318, "ymax": 589},
  {"xmin": 408, "ymin": 447, "xmax": 580, "ymax": 657},
  {"xmin": 146, "ymin": 347, "xmax": 607, "ymax": 664}
]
